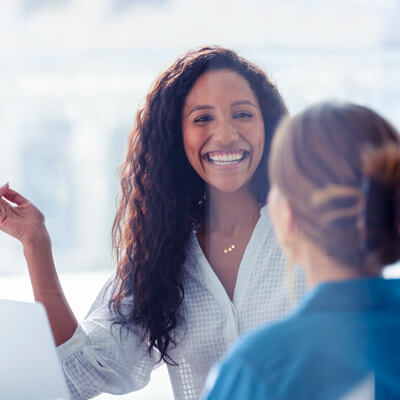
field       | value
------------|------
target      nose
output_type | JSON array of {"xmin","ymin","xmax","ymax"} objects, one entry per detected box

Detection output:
[{"xmin": 212, "ymin": 116, "xmax": 239, "ymax": 145}]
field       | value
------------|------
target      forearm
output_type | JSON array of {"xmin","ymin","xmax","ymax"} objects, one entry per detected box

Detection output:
[{"xmin": 23, "ymin": 229, "xmax": 78, "ymax": 346}]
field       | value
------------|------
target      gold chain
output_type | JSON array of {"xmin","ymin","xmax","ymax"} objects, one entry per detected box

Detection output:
[{"xmin": 222, "ymin": 205, "xmax": 260, "ymax": 255}]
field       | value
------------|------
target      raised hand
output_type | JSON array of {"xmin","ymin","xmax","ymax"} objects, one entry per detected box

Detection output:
[
  {"xmin": 0, "ymin": 182, "xmax": 78, "ymax": 344},
  {"xmin": 0, "ymin": 183, "xmax": 48, "ymax": 247}
]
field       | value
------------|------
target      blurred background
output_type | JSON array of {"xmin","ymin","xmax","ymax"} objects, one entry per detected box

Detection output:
[{"xmin": 0, "ymin": 0, "xmax": 399, "ymax": 398}]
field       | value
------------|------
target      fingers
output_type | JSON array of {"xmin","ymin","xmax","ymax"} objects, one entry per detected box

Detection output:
[
  {"xmin": 0, "ymin": 197, "xmax": 10, "ymax": 224},
  {"xmin": 0, "ymin": 183, "xmax": 29, "ymax": 207},
  {"xmin": 0, "ymin": 182, "xmax": 9, "ymax": 198},
  {"xmin": 2, "ymin": 187, "xmax": 29, "ymax": 206}
]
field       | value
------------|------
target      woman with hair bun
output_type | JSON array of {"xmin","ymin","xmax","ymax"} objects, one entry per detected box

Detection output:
[
  {"xmin": 204, "ymin": 102, "xmax": 400, "ymax": 400},
  {"xmin": 0, "ymin": 46, "xmax": 306, "ymax": 399}
]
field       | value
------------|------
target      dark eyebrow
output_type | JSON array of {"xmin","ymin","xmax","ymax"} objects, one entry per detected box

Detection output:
[
  {"xmin": 187, "ymin": 105, "xmax": 214, "ymax": 116},
  {"xmin": 231, "ymin": 100, "xmax": 257, "ymax": 108}
]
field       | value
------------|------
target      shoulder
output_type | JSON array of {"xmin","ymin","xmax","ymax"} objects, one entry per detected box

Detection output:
[
  {"xmin": 204, "ymin": 320, "xmax": 299, "ymax": 400},
  {"xmin": 205, "ymin": 317, "xmax": 310, "ymax": 399},
  {"xmin": 229, "ymin": 318, "xmax": 298, "ymax": 369},
  {"xmin": 203, "ymin": 350, "xmax": 270, "ymax": 400}
]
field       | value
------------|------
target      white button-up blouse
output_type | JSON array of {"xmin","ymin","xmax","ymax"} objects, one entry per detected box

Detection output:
[{"xmin": 57, "ymin": 206, "xmax": 307, "ymax": 400}]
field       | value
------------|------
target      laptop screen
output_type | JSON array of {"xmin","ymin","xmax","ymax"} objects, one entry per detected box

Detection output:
[{"xmin": 0, "ymin": 299, "xmax": 70, "ymax": 400}]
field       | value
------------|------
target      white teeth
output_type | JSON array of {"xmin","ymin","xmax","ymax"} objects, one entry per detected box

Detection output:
[{"xmin": 207, "ymin": 151, "xmax": 246, "ymax": 165}]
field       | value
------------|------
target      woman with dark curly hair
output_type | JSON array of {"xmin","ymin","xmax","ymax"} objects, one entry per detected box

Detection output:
[{"xmin": 0, "ymin": 46, "xmax": 305, "ymax": 399}]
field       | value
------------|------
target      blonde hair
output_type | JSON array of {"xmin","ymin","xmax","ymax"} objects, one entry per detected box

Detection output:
[{"xmin": 269, "ymin": 102, "xmax": 400, "ymax": 274}]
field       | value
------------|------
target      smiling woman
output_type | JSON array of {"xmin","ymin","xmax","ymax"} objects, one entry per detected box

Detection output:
[
  {"xmin": 182, "ymin": 69, "xmax": 265, "ymax": 195},
  {"xmin": 0, "ymin": 46, "xmax": 307, "ymax": 400}
]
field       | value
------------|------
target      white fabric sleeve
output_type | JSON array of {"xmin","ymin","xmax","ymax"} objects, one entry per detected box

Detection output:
[{"xmin": 56, "ymin": 275, "xmax": 159, "ymax": 400}]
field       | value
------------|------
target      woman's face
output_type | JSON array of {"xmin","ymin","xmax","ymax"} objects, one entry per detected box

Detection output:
[{"xmin": 182, "ymin": 69, "xmax": 265, "ymax": 194}]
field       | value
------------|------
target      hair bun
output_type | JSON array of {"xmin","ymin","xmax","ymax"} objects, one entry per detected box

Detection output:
[
  {"xmin": 360, "ymin": 144, "xmax": 400, "ymax": 269},
  {"xmin": 362, "ymin": 144, "xmax": 400, "ymax": 185}
]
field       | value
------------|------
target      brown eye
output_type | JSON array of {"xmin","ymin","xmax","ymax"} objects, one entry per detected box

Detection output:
[
  {"xmin": 233, "ymin": 111, "xmax": 253, "ymax": 119},
  {"xmin": 194, "ymin": 114, "xmax": 214, "ymax": 123}
]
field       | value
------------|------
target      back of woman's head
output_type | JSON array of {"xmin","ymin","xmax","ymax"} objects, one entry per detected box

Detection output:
[
  {"xmin": 269, "ymin": 101, "xmax": 400, "ymax": 274},
  {"xmin": 111, "ymin": 46, "xmax": 287, "ymax": 364}
]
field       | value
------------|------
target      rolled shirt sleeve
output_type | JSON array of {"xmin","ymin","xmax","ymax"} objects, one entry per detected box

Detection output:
[{"xmin": 56, "ymin": 277, "xmax": 158, "ymax": 400}]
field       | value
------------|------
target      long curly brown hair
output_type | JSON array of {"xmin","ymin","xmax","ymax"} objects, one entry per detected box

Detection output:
[{"xmin": 110, "ymin": 45, "xmax": 287, "ymax": 364}]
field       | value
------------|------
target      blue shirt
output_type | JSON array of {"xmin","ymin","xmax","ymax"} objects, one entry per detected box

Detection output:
[{"xmin": 203, "ymin": 278, "xmax": 400, "ymax": 400}]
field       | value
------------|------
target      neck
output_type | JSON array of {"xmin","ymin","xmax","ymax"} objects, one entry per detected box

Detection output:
[
  {"xmin": 204, "ymin": 186, "xmax": 262, "ymax": 236},
  {"xmin": 300, "ymin": 243, "xmax": 365, "ymax": 288}
]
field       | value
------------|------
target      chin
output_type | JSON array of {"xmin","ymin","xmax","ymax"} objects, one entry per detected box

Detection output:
[{"xmin": 208, "ymin": 180, "xmax": 252, "ymax": 195}]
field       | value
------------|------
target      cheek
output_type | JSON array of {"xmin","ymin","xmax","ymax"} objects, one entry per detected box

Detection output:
[
  {"xmin": 251, "ymin": 123, "xmax": 265, "ymax": 160},
  {"xmin": 182, "ymin": 127, "xmax": 193, "ymax": 155},
  {"xmin": 183, "ymin": 129, "xmax": 203, "ymax": 169},
  {"xmin": 259, "ymin": 124, "xmax": 266, "ymax": 149},
  {"xmin": 183, "ymin": 137, "xmax": 195, "ymax": 158},
  {"xmin": 258, "ymin": 136, "xmax": 265, "ymax": 160}
]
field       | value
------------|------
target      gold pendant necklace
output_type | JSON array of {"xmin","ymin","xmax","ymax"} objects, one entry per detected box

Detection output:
[
  {"xmin": 222, "ymin": 205, "xmax": 260, "ymax": 255},
  {"xmin": 223, "ymin": 244, "xmax": 236, "ymax": 254}
]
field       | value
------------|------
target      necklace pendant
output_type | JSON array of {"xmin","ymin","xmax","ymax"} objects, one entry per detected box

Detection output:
[{"xmin": 223, "ymin": 244, "xmax": 236, "ymax": 254}]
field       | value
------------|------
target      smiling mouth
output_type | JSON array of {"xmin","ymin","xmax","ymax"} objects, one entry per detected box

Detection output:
[{"xmin": 204, "ymin": 150, "xmax": 248, "ymax": 166}]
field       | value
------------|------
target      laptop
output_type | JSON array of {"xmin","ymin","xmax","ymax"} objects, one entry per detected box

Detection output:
[{"xmin": 0, "ymin": 299, "xmax": 70, "ymax": 400}]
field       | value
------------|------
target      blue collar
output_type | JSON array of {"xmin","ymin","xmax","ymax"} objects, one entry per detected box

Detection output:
[{"xmin": 294, "ymin": 277, "xmax": 400, "ymax": 315}]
